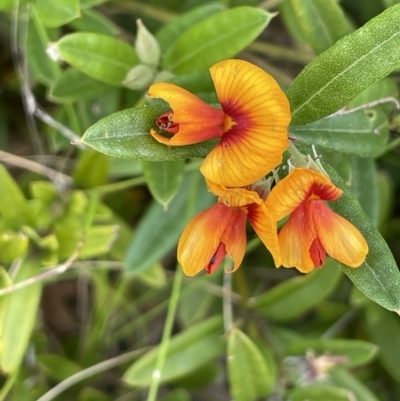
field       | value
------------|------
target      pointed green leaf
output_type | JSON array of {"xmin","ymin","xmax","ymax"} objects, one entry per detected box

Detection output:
[
  {"xmin": 156, "ymin": 3, "xmax": 225, "ymax": 52},
  {"xmin": 142, "ymin": 160, "xmax": 184, "ymax": 208},
  {"xmin": 288, "ymin": 4, "xmax": 400, "ymax": 125},
  {"xmin": 68, "ymin": 8, "xmax": 120, "ymax": 36},
  {"xmin": 227, "ymin": 329, "xmax": 273, "ymax": 401},
  {"xmin": 289, "ymin": 0, "xmax": 353, "ymax": 55},
  {"xmin": 325, "ymin": 164, "xmax": 400, "ymax": 312},
  {"xmin": 124, "ymin": 173, "xmax": 214, "ymax": 275},
  {"xmin": 365, "ymin": 301, "xmax": 400, "ymax": 382},
  {"xmin": 33, "ymin": 0, "xmax": 79, "ymax": 28},
  {"xmin": 251, "ymin": 258, "xmax": 342, "ymax": 321},
  {"xmin": 82, "ymin": 104, "xmax": 218, "ymax": 161},
  {"xmin": 123, "ymin": 316, "xmax": 224, "ymax": 386},
  {"xmin": 285, "ymin": 339, "xmax": 378, "ymax": 368},
  {"xmin": 329, "ymin": 367, "xmax": 380, "ymax": 401},
  {"xmin": 28, "ymin": 10, "xmax": 61, "ymax": 85},
  {"xmin": 289, "ymin": 109, "xmax": 389, "ymax": 157},
  {"xmin": 163, "ymin": 7, "xmax": 274, "ymax": 73},
  {"xmin": 0, "ymin": 261, "xmax": 42, "ymax": 373},
  {"xmin": 55, "ymin": 33, "xmax": 138, "ymax": 86}
]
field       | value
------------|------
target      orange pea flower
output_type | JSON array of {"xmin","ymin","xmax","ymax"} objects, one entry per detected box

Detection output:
[
  {"xmin": 149, "ymin": 59, "xmax": 290, "ymax": 187},
  {"xmin": 177, "ymin": 183, "xmax": 280, "ymax": 276},
  {"xmin": 266, "ymin": 168, "xmax": 369, "ymax": 273}
]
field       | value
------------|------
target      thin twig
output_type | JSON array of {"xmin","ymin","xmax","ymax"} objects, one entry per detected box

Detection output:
[
  {"xmin": 35, "ymin": 106, "xmax": 84, "ymax": 147},
  {"xmin": 0, "ymin": 242, "xmax": 83, "ymax": 297},
  {"xmin": 36, "ymin": 347, "xmax": 148, "ymax": 401},
  {"xmin": 11, "ymin": 1, "xmax": 44, "ymax": 155},
  {"xmin": 0, "ymin": 150, "xmax": 73, "ymax": 188},
  {"xmin": 328, "ymin": 96, "xmax": 400, "ymax": 118}
]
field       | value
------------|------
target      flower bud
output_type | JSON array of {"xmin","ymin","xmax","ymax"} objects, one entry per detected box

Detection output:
[{"xmin": 135, "ymin": 19, "xmax": 160, "ymax": 67}]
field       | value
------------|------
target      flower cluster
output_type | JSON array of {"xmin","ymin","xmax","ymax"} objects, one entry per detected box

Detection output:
[{"xmin": 149, "ymin": 59, "xmax": 368, "ymax": 276}]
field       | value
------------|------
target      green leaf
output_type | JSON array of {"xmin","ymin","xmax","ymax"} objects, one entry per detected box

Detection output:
[
  {"xmin": 325, "ymin": 164, "xmax": 400, "ymax": 312},
  {"xmin": 288, "ymin": 4, "xmax": 400, "ymax": 125},
  {"xmin": 329, "ymin": 367, "xmax": 381, "ymax": 401},
  {"xmin": 0, "ymin": 165, "xmax": 33, "ymax": 230},
  {"xmin": 32, "ymin": 0, "xmax": 80, "ymax": 28},
  {"xmin": 73, "ymin": 150, "xmax": 110, "ymax": 188},
  {"xmin": 227, "ymin": 329, "xmax": 273, "ymax": 401},
  {"xmin": 124, "ymin": 172, "xmax": 214, "ymax": 275},
  {"xmin": 68, "ymin": 8, "xmax": 120, "ymax": 36},
  {"xmin": 289, "ymin": 109, "xmax": 389, "ymax": 157},
  {"xmin": 82, "ymin": 104, "xmax": 218, "ymax": 161},
  {"xmin": 178, "ymin": 272, "xmax": 221, "ymax": 326},
  {"xmin": 348, "ymin": 77, "xmax": 399, "ymax": 108},
  {"xmin": 38, "ymin": 354, "xmax": 81, "ymax": 381},
  {"xmin": 279, "ymin": 0, "xmax": 308, "ymax": 45},
  {"xmin": 285, "ymin": 339, "xmax": 378, "ymax": 368},
  {"xmin": 289, "ymin": 0, "xmax": 353, "ymax": 55},
  {"xmin": 156, "ymin": 3, "xmax": 225, "ymax": 52},
  {"xmin": 350, "ymin": 157, "xmax": 379, "ymax": 226},
  {"xmin": 142, "ymin": 160, "xmax": 184, "ymax": 208},
  {"xmin": 28, "ymin": 10, "xmax": 60, "ymax": 85},
  {"xmin": 0, "ymin": 231, "xmax": 29, "ymax": 264},
  {"xmin": 287, "ymin": 384, "xmax": 352, "ymax": 401},
  {"xmin": 251, "ymin": 258, "xmax": 342, "ymax": 321},
  {"xmin": 55, "ymin": 33, "xmax": 139, "ymax": 86},
  {"xmin": 0, "ymin": 261, "xmax": 42, "ymax": 373},
  {"xmin": 163, "ymin": 7, "xmax": 273, "ymax": 73},
  {"xmin": 123, "ymin": 316, "xmax": 224, "ymax": 386},
  {"xmin": 365, "ymin": 301, "xmax": 400, "ymax": 382},
  {"xmin": 79, "ymin": 225, "xmax": 119, "ymax": 259}
]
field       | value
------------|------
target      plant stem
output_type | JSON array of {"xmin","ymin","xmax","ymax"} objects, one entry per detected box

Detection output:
[
  {"xmin": 36, "ymin": 348, "xmax": 148, "ymax": 401},
  {"xmin": 146, "ymin": 171, "xmax": 200, "ymax": 401}
]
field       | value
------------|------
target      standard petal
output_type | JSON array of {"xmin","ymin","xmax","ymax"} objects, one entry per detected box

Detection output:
[
  {"xmin": 220, "ymin": 208, "xmax": 247, "ymax": 272},
  {"xmin": 205, "ymin": 179, "xmax": 262, "ymax": 207},
  {"xmin": 247, "ymin": 202, "xmax": 281, "ymax": 267},
  {"xmin": 149, "ymin": 82, "xmax": 224, "ymax": 145},
  {"xmin": 177, "ymin": 203, "xmax": 231, "ymax": 276},
  {"xmin": 267, "ymin": 168, "xmax": 343, "ymax": 221},
  {"xmin": 310, "ymin": 200, "xmax": 368, "ymax": 268},
  {"xmin": 200, "ymin": 124, "xmax": 289, "ymax": 187},
  {"xmin": 278, "ymin": 204, "xmax": 316, "ymax": 273},
  {"xmin": 200, "ymin": 59, "xmax": 291, "ymax": 187}
]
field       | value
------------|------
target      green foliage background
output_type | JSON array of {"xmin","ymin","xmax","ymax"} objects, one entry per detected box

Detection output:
[{"xmin": 0, "ymin": 0, "xmax": 400, "ymax": 400}]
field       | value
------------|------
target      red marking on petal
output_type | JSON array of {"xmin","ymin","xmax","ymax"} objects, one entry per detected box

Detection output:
[
  {"xmin": 309, "ymin": 236, "xmax": 326, "ymax": 268},
  {"xmin": 156, "ymin": 112, "xmax": 179, "ymax": 134},
  {"xmin": 206, "ymin": 242, "xmax": 227, "ymax": 274},
  {"xmin": 309, "ymin": 181, "xmax": 342, "ymax": 202}
]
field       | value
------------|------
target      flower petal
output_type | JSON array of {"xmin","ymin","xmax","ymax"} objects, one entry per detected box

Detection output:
[
  {"xmin": 278, "ymin": 204, "xmax": 316, "ymax": 273},
  {"xmin": 149, "ymin": 82, "xmax": 224, "ymax": 145},
  {"xmin": 247, "ymin": 202, "xmax": 281, "ymax": 267},
  {"xmin": 310, "ymin": 200, "xmax": 368, "ymax": 267},
  {"xmin": 178, "ymin": 203, "xmax": 228, "ymax": 276},
  {"xmin": 205, "ymin": 178, "xmax": 262, "ymax": 207},
  {"xmin": 267, "ymin": 168, "xmax": 343, "ymax": 221},
  {"xmin": 177, "ymin": 203, "xmax": 247, "ymax": 276},
  {"xmin": 221, "ymin": 208, "xmax": 247, "ymax": 272},
  {"xmin": 200, "ymin": 59, "xmax": 291, "ymax": 187}
]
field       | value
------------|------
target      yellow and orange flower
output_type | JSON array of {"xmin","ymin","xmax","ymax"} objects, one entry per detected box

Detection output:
[
  {"xmin": 149, "ymin": 59, "xmax": 291, "ymax": 188},
  {"xmin": 177, "ymin": 182, "xmax": 280, "ymax": 276},
  {"xmin": 266, "ymin": 168, "xmax": 369, "ymax": 273}
]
